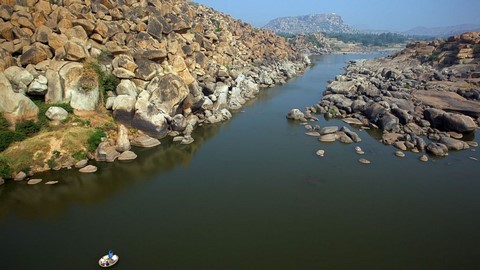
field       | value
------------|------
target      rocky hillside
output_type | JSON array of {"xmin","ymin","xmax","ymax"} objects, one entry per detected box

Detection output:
[
  {"xmin": 264, "ymin": 14, "xmax": 355, "ymax": 34},
  {"xmin": 0, "ymin": 0, "xmax": 308, "ymax": 177},
  {"xmin": 309, "ymin": 32, "xmax": 480, "ymax": 157}
]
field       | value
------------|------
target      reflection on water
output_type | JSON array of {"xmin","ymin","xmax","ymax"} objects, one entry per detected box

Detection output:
[{"xmin": 0, "ymin": 124, "xmax": 223, "ymax": 219}]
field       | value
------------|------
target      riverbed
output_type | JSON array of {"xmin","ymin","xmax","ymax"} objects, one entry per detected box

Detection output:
[{"xmin": 1, "ymin": 54, "xmax": 479, "ymax": 270}]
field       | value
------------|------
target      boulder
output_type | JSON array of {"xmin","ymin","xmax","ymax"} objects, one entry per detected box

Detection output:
[
  {"xmin": 0, "ymin": 178, "xmax": 4, "ymax": 185},
  {"xmin": 116, "ymin": 124, "xmax": 131, "ymax": 152},
  {"xmin": 4, "ymin": 66, "xmax": 34, "ymax": 88},
  {"xmin": 320, "ymin": 126, "xmax": 339, "ymax": 135},
  {"xmin": 319, "ymin": 133, "xmax": 336, "ymax": 142},
  {"xmin": 14, "ymin": 171, "xmax": 27, "ymax": 181},
  {"xmin": 20, "ymin": 47, "xmax": 49, "ymax": 66},
  {"xmin": 27, "ymin": 75, "xmax": 48, "ymax": 95},
  {"xmin": 132, "ymin": 96, "xmax": 169, "ymax": 138},
  {"xmin": 45, "ymin": 106, "xmax": 68, "ymax": 121},
  {"xmin": 64, "ymin": 41, "xmax": 88, "ymax": 61},
  {"xmin": 118, "ymin": 151, "xmax": 137, "ymax": 161},
  {"xmin": 116, "ymin": 79, "xmax": 138, "ymax": 97},
  {"xmin": 426, "ymin": 143, "xmax": 449, "ymax": 156},
  {"xmin": 364, "ymin": 103, "xmax": 387, "ymax": 123},
  {"xmin": 336, "ymin": 131, "xmax": 354, "ymax": 144},
  {"xmin": 439, "ymin": 136, "xmax": 470, "ymax": 151},
  {"xmin": 27, "ymin": 179, "xmax": 42, "ymax": 185},
  {"xmin": 424, "ymin": 108, "xmax": 477, "ymax": 133},
  {"xmin": 420, "ymin": 155, "xmax": 429, "ymax": 162},
  {"xmin": 74, "ymin": 159, "xmax": 88, "ymax": 168},
  {"xmin": 170, "ymin": 114, "xmax": 187, "ymax": 132},
  {"xmin": 213, "ymin": 83, "xmax": 229, "ymax": 111},
  {"xmin": 130, "ymin": 135, "xmax": 161, "ymax": 148},
  {"xmin": 326, "ymin": 80, "xmax": 357, "ymax": 94},
  {"xmin": 340, "ymin": 126, "xmax": 362, "ymax": 142},
  {"xmin": 79, "ymin": 165, "xmax": 97, "ymax": 173},
  {"xmin": 377, "ymin": 112, "xmax": 399, "ymax": 131},
  {"xmin": 286, "ymin": 108, "xmax": 306, "ymax": 121},
  {"xmin": 149, "ymin": 74, "xmax": 189, "ymax": 115},
  {"xmin": 95, "ymin": 141, "xmax": 120, "ymax": 162},
  {"xmin": 0, "ymin": 73, "xmax": 39, "ymax": 123},
  {"xmin": 442, "ymin": 113, "xmax": 477, "ymax": 133},
  {"xmin": 112, "ymin": 95, "xmax": 137, "ymax": 124}
]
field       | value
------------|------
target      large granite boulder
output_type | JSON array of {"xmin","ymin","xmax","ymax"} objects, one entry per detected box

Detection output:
[
  {"xmin": 424, "ymin": 108, "xmax": 477, "ymax": 133},
  {"xmin": 439, "ymin": 136, "xmax": 470, "ymax": 151},
  {"xmin": 148, "ymin": 74, "xmax": 189, "ymax": 115},
  {"xmin": 0, "ymin": 73, "xmax": 39, "ymax": 124},
  {"xmin": 59, "ymin": 62, "xmax": 99, "ymax": 111}
]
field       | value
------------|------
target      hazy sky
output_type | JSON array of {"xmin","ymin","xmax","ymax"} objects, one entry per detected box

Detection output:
[{"xmin": 193, "ymin": 0, "xmax": 480, "ymax": 31}]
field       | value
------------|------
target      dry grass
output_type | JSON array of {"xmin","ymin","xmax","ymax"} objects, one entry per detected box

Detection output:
[{"xmin": 2, "ymin": 126, "xmax": 95, "ymax": 173}]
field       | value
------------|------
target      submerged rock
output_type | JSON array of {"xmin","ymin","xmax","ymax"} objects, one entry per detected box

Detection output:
[
  {"xmin": 359, "ymin": 158, "xmax": 371, "ymax": 164},
  {"xmin": 27, "ymin": 179, "xmax": 42, "ymax": 185}
]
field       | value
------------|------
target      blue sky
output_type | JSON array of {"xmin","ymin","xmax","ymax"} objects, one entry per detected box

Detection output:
[{"xmin": 193, "ymin": 0, "xmax": 480, "ymax": 31}]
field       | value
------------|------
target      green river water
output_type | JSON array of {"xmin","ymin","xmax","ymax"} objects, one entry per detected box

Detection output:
[{"xmin": 1, "ymin": 54, "xmax": 479, "ymax": 270}]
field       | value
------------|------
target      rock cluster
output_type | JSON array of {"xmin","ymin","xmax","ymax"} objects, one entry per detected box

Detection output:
[
  {"xmin": 0, "ymin": 0, "xmax": 308, "ymax": 139},
  {"xmin": 314, "ymin": 32, "xmax": 480, "ymax": 157}
]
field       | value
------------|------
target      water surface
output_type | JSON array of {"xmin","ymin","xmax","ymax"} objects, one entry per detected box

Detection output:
[{"xmin": 1, "ymin": 55, "xmax": 479, "ymax": 270}]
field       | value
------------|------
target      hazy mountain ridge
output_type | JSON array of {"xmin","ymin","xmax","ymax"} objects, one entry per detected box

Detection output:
[
  {"xmin": 404, "ymin": 24, "xmax": 480, "ymax": 37},
  {"xmin": 263, "ymin": 14, "xmax": 356, "ymax": 34}
]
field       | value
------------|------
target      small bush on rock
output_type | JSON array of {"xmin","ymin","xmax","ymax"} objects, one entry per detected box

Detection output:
[{"xmin": 87, "ymin": 129, "xmax": 106, "ymax": 152}]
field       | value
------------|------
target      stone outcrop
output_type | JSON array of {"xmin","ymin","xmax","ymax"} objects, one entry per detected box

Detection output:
[
  {"xmin": 312, "ymin": 32, "xmax": 479, "ymax": 157},
  {"xmin": 0, "ymin": 0, "xmax": 308, "ymax": 141}
]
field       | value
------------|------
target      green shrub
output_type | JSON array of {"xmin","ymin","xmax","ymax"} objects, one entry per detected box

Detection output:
[
  {"xmin": 16, "ymin": 120, "xmax": 41, "ymax": 136},
  {"xmin": 0, "ymin": 131, "xmax": 26, "ymax": 152},
  {"xmin": 87, "ymin": 129, "xmax": 106, "ymax": 152},
  {"xmin": 0, "ymin": 155, "xmax": 12, "ymax": 179},
  {"xmin": 0, "ymin": 114, "xmax": 9, "ymax": 130},
  {"xmin": 47, "ymin": 158, "xmax": 57, "ymax": 169},
  {"xmin": 72, "ymin": 150, "xmax": 88, "ymax": 160},
  {"xmin": 87, "ymin": 61, "xmax": 119, "ymax": 98}
]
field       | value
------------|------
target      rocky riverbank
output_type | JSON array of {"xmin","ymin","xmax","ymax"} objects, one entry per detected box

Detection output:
[
  {"xmin": 293, "ymin": 32, "xmax": 480, "ymax": 158},
  {"xmin": 0, "ymin": 0, "xmax": 308, "ymax": 181}
]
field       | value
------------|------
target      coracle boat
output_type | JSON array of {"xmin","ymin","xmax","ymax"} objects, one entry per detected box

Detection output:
[{"xmin": 98, "ymin": 251, "xmax": 119, "ymax": 268}]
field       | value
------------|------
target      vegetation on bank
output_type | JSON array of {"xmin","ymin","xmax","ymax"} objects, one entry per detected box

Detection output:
[
  {"xmin": 0, "ymin": 54, "xmax": 121, "ymax": 178},
  {"xmin": 278, "ymin": 31, "xmax": 431, "ymax": 48},
  {"xmin": 324, "ymin": 32, "xmax": 409, "ymax": 46}
]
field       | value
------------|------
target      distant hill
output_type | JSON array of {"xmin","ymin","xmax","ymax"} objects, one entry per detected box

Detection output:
[
  {"xmin": 263, "ymin": 14, "xmax": 356, "ymax": 34},
  {"xmin": 404, "ymin": 24, "xmax": 480, "ymax": 37}
]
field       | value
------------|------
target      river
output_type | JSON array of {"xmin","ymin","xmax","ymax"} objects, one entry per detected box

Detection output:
[{"xmin": 1, "ymin": 54, "xmax": 479, "ymax": 270}]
